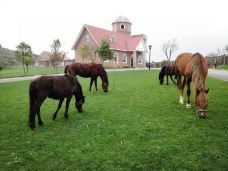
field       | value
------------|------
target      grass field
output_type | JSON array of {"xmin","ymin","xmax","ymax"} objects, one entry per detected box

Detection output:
[
  {"xmin": 0, "ymin": 66, "xmax": 64, "ymax": 78},
  {"xmin": 0, "ymin": 70, "xmax": 227, "ymax": 170}
]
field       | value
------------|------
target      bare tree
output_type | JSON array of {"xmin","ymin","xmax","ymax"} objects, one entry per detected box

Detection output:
[
  {"xmin": 217, "ymin": 48, "xmax": 222, "ymax": 56},
  {"xmin": 79, "ymin": 44, "xmax": 97, "ymax": 63},
  {"xmin": 50, "ymin": 39, "xmax": 64, "ymax": 70},
  {"xmin": 223, "ymin": 44, "xmax": 228, "ymax": 65},
  {"xmin": 162, "ymin": 39, "xmax": 178, "ymax": 61}
]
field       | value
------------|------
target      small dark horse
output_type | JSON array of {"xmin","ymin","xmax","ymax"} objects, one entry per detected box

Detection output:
[
  {"xmin": 159, "ymin": 66, "xmax": 176, "ymax": 85},
  {"xmin": 29, "ymin": 75, "xmax": 85, "ymax": 129},
  {"xmin": 64, "ymin": 63, "xmax": 109, "ymax": 92}
]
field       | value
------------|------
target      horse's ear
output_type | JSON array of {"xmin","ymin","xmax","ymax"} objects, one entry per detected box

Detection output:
[{"xmin": 205, "ymin": 88, "xmax": 209, "ymax": 94}]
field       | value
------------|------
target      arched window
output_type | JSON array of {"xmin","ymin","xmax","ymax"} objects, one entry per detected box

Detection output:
[
  {"xmin": 138, "ymin": 55, "xmax": 142, "ymax": 64},
  {"xmin": 122, "ymin": 53, "xmax": 127, "ymax": 63},
  {"xmin": 120, "ymin": 24, "xmax": 125, "ymax": 30},
  {"xmin": 114, "ymin": 52, "xmax": 118, "ymax": 63}
]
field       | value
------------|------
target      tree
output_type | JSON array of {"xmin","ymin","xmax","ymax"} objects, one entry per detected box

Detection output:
[
  {"xmin": 15, "ymin": 42, "xmax": 32, "ymax": 75},
  {"xmin": 24, "ymin": 56, "xmax": 33, "ymax": 72},
  {"xmin": 162, "ymin": 39, "xmax": 178, "ymax": 61},
  {"xmin": 50, "ymin": 39, "xmax": 64, "ymax": 70},
  {"xmin": 80, "ymin": 44, "xmax": 96, "ymax": 62},
  {"xmin": 97, "ymin": 39, "xmax": 114, "ymax": 63}
]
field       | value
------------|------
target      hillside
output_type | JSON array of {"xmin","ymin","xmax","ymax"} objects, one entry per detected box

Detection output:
[{"xmin": 0, "ymin": 44, "xmax": 39, "ymax": 69}]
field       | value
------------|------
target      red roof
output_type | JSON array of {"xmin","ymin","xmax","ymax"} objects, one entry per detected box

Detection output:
[
  {"xmin": 37, "ymin": 51, "xmax": 51, "ymax": 61},
  {"xmin": 38, "ymin": 51, "xmax": 73, "ymax": 61},
  {"xmin": 72, "ymin": 24, "xmax": 144, "ymax": 51}
]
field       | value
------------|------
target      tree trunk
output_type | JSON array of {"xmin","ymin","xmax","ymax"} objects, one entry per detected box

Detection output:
[{"xmin": 22, "ymin": 57, "xmax": 25, "ymax": 75}]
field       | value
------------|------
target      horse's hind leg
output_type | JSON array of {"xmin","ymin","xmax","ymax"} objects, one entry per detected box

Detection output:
[
  {"xmin": 64, "ymin": 96, "xmax": 72, "ymax": 119},
  {"xmin": 52, "ymin": 98, "xmax": 64, "ymax": 120},
  {"xmin": 186, "ymin": 78, "xmax": 191, "ymax": 110},
  {"xmin": 89, "ymin": 78, "xmax": 93, "ymax": 91},
  {"xmin": 36, "ymin": 97, "xmax": 46, "ymax": 126},
  {"xmin": 29, "ymin": 107, "xmax": 36, "ymax": 129}
]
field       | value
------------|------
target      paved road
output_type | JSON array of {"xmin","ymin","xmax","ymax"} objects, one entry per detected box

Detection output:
[
  {"xmin": 0, "ymin": 68, "xmax": 148, "ymax": 84},
  {"xmin": 0, "ymin": 68, "xmax": 227, "ymax": 83},
  {"xmin": 208, "ymin": 69, "xmax": 228, "ymax": 81}
]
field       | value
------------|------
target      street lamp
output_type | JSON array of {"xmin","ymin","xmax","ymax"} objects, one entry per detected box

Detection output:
[{"xmin": 148, "ymin": 45, "xmax": 152, "ymax": 70}]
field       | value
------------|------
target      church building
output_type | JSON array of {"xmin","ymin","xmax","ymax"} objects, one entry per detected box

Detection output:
[{"xmin": 72, "ymin": 16, "xmax": 148, "ymax": 68}]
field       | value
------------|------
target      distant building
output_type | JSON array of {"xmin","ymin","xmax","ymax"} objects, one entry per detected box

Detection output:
[
  {"xmin": 72, "ymin": 16, "xmax": 148, "ymax": 68},
  {"xmin": 36, "ymin": 51, "xmax": 74, "ymax": 67}
]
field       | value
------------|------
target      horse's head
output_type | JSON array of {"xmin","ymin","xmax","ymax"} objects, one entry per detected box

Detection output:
[
  {"xmin": 196, "ymin": 88, "xmax": 209, "ymax": 118},
  {"xmin": 102, "ymin": 82, "xmax": 109, "ymax": 92},
  {"xmin": 75, "ymin": 95, "xmax": 85, "ymax": 113},
  {"xmin": 159, "ymin": 71, "xmax": 165, "ymax": 85},
  {"xmin": 74, "ymin": 79, "xmax": 85, "ymax": 112}
]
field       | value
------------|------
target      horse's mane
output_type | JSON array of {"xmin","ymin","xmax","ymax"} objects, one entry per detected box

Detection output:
[
  {"xmin": 98, "ymin": 64, "xmax": 109, "ymax": 84},
  {"xmin": 191, "ymin": 53, "xmax": 207, "ymax": 90}
]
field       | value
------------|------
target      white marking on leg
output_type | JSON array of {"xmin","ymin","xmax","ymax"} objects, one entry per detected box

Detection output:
[
  {"xmin": 186, "ymin": 103, "xmax": 191, "ymax": 109},
  {"xmin": 179, "ymin": 96, "xmax": 184, "ymax": 104}
]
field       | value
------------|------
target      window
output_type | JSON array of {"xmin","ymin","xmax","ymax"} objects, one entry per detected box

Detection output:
[
  {"xmin": 114, "ymin": 53, "xmax": 118, "ymax": 63},
  {"xmin": 120, "ymin": 24, "xmax": 125, "ymax": 30},
  {"xmin": 85, "ymin": 34, "xmax": 89, "ymax": 41},
  {"xmin": 138, "ymin": 56, "xmax": 142, "ymax": 64},
  {"xmin": 112, "ymin": 36, "xmax": 116, "ymax": 43},
  {"xmin": 122, "ymin": 53, "xmax": 127, "ymax": 63}
]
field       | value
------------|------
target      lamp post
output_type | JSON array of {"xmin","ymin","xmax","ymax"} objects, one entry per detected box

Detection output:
[{"xmin": 148, "ymin": 45, "xmax": 152, "ymax": 70}]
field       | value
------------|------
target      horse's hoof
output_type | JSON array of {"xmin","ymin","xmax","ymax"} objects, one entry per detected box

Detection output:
[
  {"xmin": 179, "ymin": 96, "xmax": 184, "ymax": 104},
  {"xmin": 29, "ymin": 125, "xmax": 36, "ymax": 130},
  {"xmin": 38, "ymin": 121, "xmax": 43, "ymax": 126},
  {"xmin": 186, "ymin": 104, "xmax": 191, "ymax": 110},
  {"xmin": 65, "ymin": 115, "xmax": 69, "ymax": 119},
  {"xmin": 52, "ymin": 116, "xmax": 56, "ymax": 120}
]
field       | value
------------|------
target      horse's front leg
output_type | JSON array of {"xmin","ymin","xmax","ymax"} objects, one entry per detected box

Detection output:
[
  {"xmin": 186, "ymin": 79, "xmax": 191, "ymax": 110},
  {"xmin": 177, "ymin": 75, "xmax": 186, "ymax": 104},
  {"xmin": 52, "ymin": 98, "xmax": 64, "ymax": 120},
  {"xmin": 95, "ymin": 77, "xmax": 98, "ymax": 91},
  {"xmin": 64, "ymin": 96, "xmax": 72, "ymax": 119},
  {"xmin": 170, "ymin": 76, "xmax": 176, "ymax": 85},
  {"xmin": 166, "ymin": 75, "xmax": 169, "ymax": 85},
  {"xmin": 89, "ymin": 78, "xmax": 93, "ymax": 91}
]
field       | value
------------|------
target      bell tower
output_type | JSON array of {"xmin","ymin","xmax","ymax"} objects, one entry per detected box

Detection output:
[{"xmin": 112, "ymin": 16, "xmax": 132, "ymax": 35}]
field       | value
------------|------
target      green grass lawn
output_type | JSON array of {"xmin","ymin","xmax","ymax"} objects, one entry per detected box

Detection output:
[
  {"xmin": 0, "ymin": 70, "xmax": 227, "ymax": 170},
  {"xmin": 0, "ymin": 66, "xmax": 64, "ymax": 78},
  {"xmin": 217, "ymin": 65, "xmax": 228, "ymax": 70}
]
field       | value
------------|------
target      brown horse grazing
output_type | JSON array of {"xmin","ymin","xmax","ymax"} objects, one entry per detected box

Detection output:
[
  {"xmin": 29, "ymin": 75, "xmax": 85, "ymax": 129},
  {"xmin": 64, "ymin": 63, "xmax": 109, "ymax": 92},
  {"xmin": 175, "ymin": 52, "xmax": 209, "ymax": 118},
  {"xmin": 159, "ymin": 66, "xmax": 176, "ymax": 85}
]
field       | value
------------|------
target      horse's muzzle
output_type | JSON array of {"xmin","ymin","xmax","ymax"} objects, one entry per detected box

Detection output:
[{"xmin": 197, "ymin": 107, "xmax": 208, "ymax": 118}]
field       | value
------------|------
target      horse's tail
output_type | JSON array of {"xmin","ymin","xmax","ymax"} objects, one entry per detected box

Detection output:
[
  {"xmin": 29, "ymin": 83, "xmax": 36, "ymax": 128},
  {"xmin": 64, "ymin": 65, "xmax": 69, "ymax": 75}
]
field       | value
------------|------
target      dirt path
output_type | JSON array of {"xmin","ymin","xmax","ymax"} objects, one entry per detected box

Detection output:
[{"xmin": 0, "ymin": 68, "xmax": 227, "ymax": 84}]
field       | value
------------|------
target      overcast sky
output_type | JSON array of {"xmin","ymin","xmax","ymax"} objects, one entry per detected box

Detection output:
[{"xmin": 0, "ymin": 0, "xmax": 227, "ymax": 61}]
